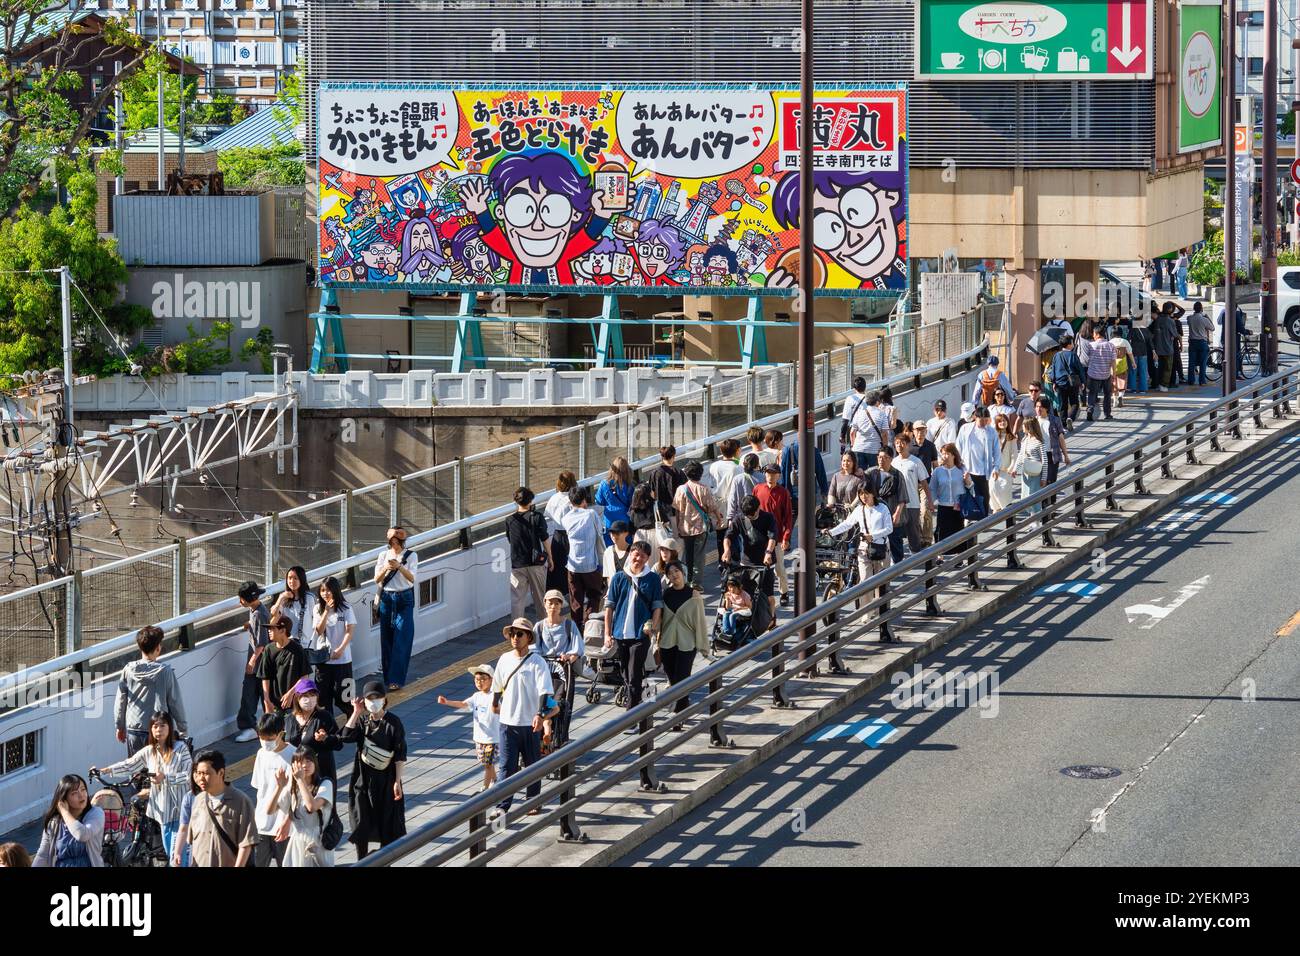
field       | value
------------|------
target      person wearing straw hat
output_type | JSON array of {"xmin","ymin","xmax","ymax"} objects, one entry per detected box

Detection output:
[{"xmin": 490, "ymin": 619, "xmax": 559, "ymax": 819}]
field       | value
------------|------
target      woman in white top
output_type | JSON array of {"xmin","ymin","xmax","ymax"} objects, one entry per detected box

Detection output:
[
  {"xmin": 930, "ymin": 443, "xmax": 983, "ymax": 592},
  {"xmin": 33, "ymin": 774, "xmax": 105, "ymax": 867},
  {"xmin": 1011, "ymin": 417, "xmax": 1048, "ymax": 519},
  {"xmin": 988, "ymin": 387, "xmax": 1015, "ymax": 426},
  {"xmin": 828, "ymin": 485, "xmax": 897, "ymax": 641},
  {"xmin": 989, "ymin": 413, "xmax": 1019, "ymax": 512},
  {"xmin": 269, "ymin": 747, "xmax": 335, "ymax": 867},
  {"xmin": 92, "ymin": 711, "xmax": 192, "ymax": 864},
  {"xmin": 271, "ymin": 565, "xmax": 316, "ymax": 648},
  {"xmin": 1109, "ymin": 328, "xmax": 1132, "ymax": 408},
  {"xmin": 313, "ymin": 576, "xmax": 356, "ymax": 720},
  {"xmin": 544, "ymin": 470, "xmax": 578, "ymax": 596}
]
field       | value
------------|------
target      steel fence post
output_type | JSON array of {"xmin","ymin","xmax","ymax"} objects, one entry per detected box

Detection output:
[
  {"xmin": 519, "ymin": 438, "xmax": 529, "ymax": 488},
  {"xmin": 265, "ymin": 513, "xmax": 277, "ymax": 585},
  {"xmin": 66, "ymin": 573, "xmax": 82, "ymax": 657}
]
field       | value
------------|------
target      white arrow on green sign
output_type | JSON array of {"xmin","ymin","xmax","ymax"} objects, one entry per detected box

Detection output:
[{"xmin": 916, "ymin": 0, "xmax": 1153, "ymax": 80}]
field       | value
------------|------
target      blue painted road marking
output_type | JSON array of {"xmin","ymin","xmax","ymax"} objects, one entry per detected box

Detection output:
[
  {"xmin": 1037, "ymin": 581, "xmax": 1104, "ymax": 597},
  {"xmin": 806, "ymin": 718, "xmax": 897, "ymax": 747},
  {"xmin": 1184, "ymin": 492, "xmax": 1238, "ymax": 505}
]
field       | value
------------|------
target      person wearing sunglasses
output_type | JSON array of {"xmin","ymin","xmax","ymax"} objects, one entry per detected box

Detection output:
[{"xmin": 373, "ymin": 526, "xmax": 417, "ymax": 691}]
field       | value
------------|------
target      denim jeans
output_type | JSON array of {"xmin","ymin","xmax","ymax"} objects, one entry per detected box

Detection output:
[
  {"xmin": 1177, "ymin": 268, "xmax": 1188, "ymax": 299},
  {"xmin": 125, "ymin": 730, "xmax": 150, "ymax": 757},
  {"xmin": 1132, "ymin": 355, "xmax": 1149, "ymax": 393},
  {"xmin": 1020, "ymin": 472, "xmax": 1043, "ymax": 515},
  {"xmin": 379, "ymin": 589, "xmax": 415, "ymax": 687},
  {"xmin": 497, "ymin": 723, "xmax": 542, "ymax": 812},
  {"xmin": 1188, "ymin": 339, "xmax": 1210, "ymax": 385}
]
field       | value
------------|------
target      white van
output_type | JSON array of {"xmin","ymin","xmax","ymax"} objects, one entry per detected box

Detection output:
[{"xmin": 1279, "ymin": 266, "xmax": 1300, "ymax": 341}]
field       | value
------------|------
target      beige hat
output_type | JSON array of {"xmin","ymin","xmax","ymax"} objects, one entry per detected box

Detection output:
[
  {"xmin": 467, "ymin": 663, "xmax": 495, "ymax": 679},
  {"xmin": 543, "ymin": 589, "xmax": 566, "ymax": 603},
  {"xmin": 502, "ymin": 617, "xmax": 534, "ymax": 638}
]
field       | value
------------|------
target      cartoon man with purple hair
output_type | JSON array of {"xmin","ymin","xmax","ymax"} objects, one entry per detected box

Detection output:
[
  {"xmin": 460, "ymin": 154, "xmax": 615, "ymax": 285},
  {"xmin": 631, "ymin": 218, "xmax": 687, "ymax": 287},
  {"xmin": 450, "ymin": 224, "xmax": 501, "ymax": 284},
  {"xmin": 398, "ymin": 215, "xmax": 450, "ymax": 282},
  {"xmin": 768, "ymin": 165, "xmax": 906, "ymax": 291}
]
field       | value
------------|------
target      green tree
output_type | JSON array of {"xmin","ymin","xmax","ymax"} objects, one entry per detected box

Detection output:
[
  {"xmin": 218, "ymin": 142, "xmax": 304, "ymax": 189},
  {"xmin": 0, "ymin": 159, "xmax": 151, "ymax": 377},
  {"xmin": 0, "ymin": 5, "xmax": 150, "ymax": 221},
  {"xmin": 115, "ymin": 49, "xmax": 246, "ymax": 137}
]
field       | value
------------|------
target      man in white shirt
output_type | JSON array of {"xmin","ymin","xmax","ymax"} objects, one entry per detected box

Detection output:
[
  {"xmin": 706, "ymin": 438, "xmax": 743, "ymax": 562},
  {"xmin": 373, "ymin": 526, "xmax": 418, "ymax": 691},
  {"xmin": 491, "ymin": 618, "xmax": 559, "ymax": 817},
  {"xmin": 956, "ymin": 404, "xmax": 1001, "ymax": 509},
  {"xmin": 841, "ymin": 376, "xmax": 871, "ymax": 444},
  {"xmin": 926, "ymin": 399, "xmax": 959, "ymax": 450},
  {"xmin": 888, "ymin": 434, "xmax": 932, "ymax": 563}
]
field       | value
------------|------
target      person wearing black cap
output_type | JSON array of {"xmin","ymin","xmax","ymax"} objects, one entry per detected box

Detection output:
[
  {"xmin": 342, "ymin": 680, "xmax": 407, "ymax": 858},
  {"xmin": 256, "ymin": 616, "xmax": 308, "ymax": 720},
  {"xmin": 235, "ymin": 581, "xmax": 270, "ymax": 742}
]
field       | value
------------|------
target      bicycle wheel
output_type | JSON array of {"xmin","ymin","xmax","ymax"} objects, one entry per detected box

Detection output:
[
  {"xmin": 1205, "ymin": 348, "xmax": 1223, "ymax": 383},
  {"xmin": 1240, "ymin": 347, "xmax": 1261, "ymax": 380}
]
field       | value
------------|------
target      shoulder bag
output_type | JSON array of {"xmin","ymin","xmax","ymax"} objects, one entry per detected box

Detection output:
[
  {"xmin": 201, "ymin": 795, "xmax": 254, "ymax": 868},
  {"xmin": 372, "ymin": 549, "xmax": 412, "ymax": 610},
  {"xmin": 842, "ymin": 393, "xmax": 869, "ymax": 444},
  {"xmin": 857, "ymin": 507, "xmax": 888, "ymax": 562},
  {"xmin": 294, "ymin": 783, "xmax": 344, "ymax": 851},
  {"xmin": 682, "ymin": 484, "xmax": 714, "ymax": 534},
  {"xmin": 958, "ymin": 488, "xmax": 987, "ymax": 521}
]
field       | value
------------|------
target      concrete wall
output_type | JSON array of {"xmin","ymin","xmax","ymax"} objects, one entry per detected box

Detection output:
[
  {"xmin": 0, "ymin": 362, "xmax": 980, "ymax": 833},
  {"xmin": 124, "ymin": 261, "xmax": 308, "ymax": 373},
  {"xmin": 95, "ymin": 148, "xmax": 219, "ymax": 234}
]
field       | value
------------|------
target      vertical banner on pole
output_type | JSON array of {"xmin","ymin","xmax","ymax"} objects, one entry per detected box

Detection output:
[{"xmin": 1234, "ymin": 124, "xmax": 1254, "ymax": 274}]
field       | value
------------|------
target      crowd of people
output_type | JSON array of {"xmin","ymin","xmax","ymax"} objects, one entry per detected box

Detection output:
[{"xmin": 17, "ymin": 315, "xmax": 1199, "ymax": 868}]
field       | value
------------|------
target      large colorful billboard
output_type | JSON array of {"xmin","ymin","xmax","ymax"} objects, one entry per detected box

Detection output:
[
  {"xmin": 317, "ymin": 83, "xmax": 908, "ymax": 298},
  {"xmin": 916, "ymin": 1, "xmax": 1153, "ymax": 80},
  {"xmin": 1177, "ymin": 1, "xmax": 1222, "ymax": 154}
]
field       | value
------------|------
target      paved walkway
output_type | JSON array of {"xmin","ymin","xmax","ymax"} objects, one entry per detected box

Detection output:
[{"xmin": 4, "ymin": 368, "xmax": 1283, "ymax": 862}]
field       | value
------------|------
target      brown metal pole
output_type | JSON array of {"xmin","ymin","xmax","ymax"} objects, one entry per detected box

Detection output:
[
  {"xmin": 796, "ymin": 0, "xmax": 817, "ymax": 673},
  {"xmin": 1265, "ymin": 0, "xmax": 1279, "ymax": 374},
  {"xmin": 1225, "ymin": 0, "xmax": 1238, "ymax": 397}
]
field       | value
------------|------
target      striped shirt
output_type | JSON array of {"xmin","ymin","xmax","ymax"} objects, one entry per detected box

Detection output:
[{"xmin": 1085, "ymin": 339, "xmax": 1117, "ymax": 380}]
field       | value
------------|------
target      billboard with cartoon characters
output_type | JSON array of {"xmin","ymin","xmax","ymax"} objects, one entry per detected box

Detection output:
[{"xmin": 318, "ymin": 83, "xmax": 908, "ymax": 298}]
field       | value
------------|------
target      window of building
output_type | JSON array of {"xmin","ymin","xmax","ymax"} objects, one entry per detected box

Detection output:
[
  {"xmin": 1248, "ymin": 11, "xmax": 1264, "ymax": 26},
  {"xmin": 1249, "ymin": 57, "xmax": 1263, "ymax": 75},
  {"xmin": 418, "ymin": 575, "xmax": 440, "ymax": 609},
  {"xmin": 1, "ymin": 730, "xmax": 38, "ymax": 777}
]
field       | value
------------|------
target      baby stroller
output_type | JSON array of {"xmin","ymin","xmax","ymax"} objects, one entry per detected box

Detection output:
[
  {"xmin": 710, "ymin": 562, "xmax": 776, "ymax": 658},
  {"xmin": 89, "ymin": 768, "xmax": 167, "ymax": 867},
  {"xmin": 542, "ymin": 654, "xmax": 577, "ymax": 755},
  {"xmin": 581, "ymin": 616, "xmax": 661, "ymax": 708}
]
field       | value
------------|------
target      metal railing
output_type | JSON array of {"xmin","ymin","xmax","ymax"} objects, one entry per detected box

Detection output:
[
  {"xmin": 355, "ymin": 367, "xmax": 1300, "ymax": 867},
  {"xmin": 0, "ymin": 310, "xmax": 989, "ymax": 693}
]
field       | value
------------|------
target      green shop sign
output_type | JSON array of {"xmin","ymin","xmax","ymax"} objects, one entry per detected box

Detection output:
[
  {"xmin": 916, "ymin": 0, "xmax": 1153, "ymax": 80},
  {"xmin": 1178, "ymin": 1, "xmax": 1222, "ymax": 153}
]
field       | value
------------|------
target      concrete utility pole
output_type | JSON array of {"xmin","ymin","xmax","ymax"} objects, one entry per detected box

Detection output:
[
  {"xmin": 794, "ymin": 0, "xmax": 817, "ymax": 681},
  {"xmin": 1264, "ymin": 0, "xmax": 1279, "ymax": 374},
  {"xmin": 1225, "ymin": 0, "xmax": 1239, "ymax": 397},
  {"xmin": 113, "ymin": 61, "xmax": 124, "ymax": 196},
  {"xmin": 156, "ymin": 0, "xmax": 166, "ymax": 189}
]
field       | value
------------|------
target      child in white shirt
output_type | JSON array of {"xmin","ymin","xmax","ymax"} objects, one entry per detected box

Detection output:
[{"xmin": 437, "ymin": 664, "xmax": 501, "ymax": 790}]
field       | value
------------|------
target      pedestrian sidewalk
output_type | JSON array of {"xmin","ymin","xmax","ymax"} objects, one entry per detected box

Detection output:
[{"xmin": 1, "ymin": 371, "xmax": 1276, "ymax": 861}]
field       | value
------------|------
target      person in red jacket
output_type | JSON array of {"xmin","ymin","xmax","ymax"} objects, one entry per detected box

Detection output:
[{"xmin": 753, "ymin": 464, "xmax": 793, "ymax": 607}]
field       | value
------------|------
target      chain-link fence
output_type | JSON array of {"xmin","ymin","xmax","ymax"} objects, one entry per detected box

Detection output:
[{"xmin": 2, "ymin": 317, "xmax": 990, "ymax": 675}]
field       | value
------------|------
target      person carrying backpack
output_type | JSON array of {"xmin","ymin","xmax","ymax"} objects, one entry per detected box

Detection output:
[
  {"xmin": 1049, "ymin": 337, "xmax": 1084, "ymax": 430},
  {"xmin": 978, "ymin": 356, "xmax": 1014, "ymax": 407}
]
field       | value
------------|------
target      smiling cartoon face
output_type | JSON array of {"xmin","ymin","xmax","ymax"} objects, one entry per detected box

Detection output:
[
  {"xmin": 707, "ymin": 254, "xmax": 729, "ymax": 276},
  {"xmin": 811, "ymin": 184, "xmax": 901, "ymax": 282},
  {"xmin": 496, "ymin": 182, "xmax": 581, "ymax": 268},
  {"xmin": 462, "ymin": 238, "xmax": 492, "ymax": 274},
  {"xmin": 636, "ymin": 239, "xmax": 673, "ymax": 278}
]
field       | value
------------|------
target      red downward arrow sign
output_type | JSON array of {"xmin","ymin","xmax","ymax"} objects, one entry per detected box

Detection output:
[{"xmin": 1107, "ymin": 0, "xmax": 1148, "ymax": 73}]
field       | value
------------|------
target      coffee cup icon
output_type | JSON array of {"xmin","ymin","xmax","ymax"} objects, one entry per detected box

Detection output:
[{"xmin": 941, "ymin": 52, "xmax": 965, "ymax": 69}]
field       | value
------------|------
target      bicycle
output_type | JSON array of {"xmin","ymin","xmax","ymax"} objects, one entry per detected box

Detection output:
[
  {"xmin": 88, "ymin": 767, "xmax": 169, "ymax": 867},
  {"xmin": 1205, "ymin": 333, "xmax": 1261, "ymax": 383}
]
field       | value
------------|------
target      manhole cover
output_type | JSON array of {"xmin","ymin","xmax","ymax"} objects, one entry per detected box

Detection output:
[{"xmin": 1060, "ymin": 765, "xmax": 1122, "ymax": 780}]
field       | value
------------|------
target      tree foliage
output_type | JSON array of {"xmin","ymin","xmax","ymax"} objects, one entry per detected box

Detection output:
[
  {"xmin": 115, "ymin": 49, "xmax": 245, "ymax": 137},
  {"xmin": 218, "ymin": 142, "xmax": 304, "ymax": 189},
  {"xmin": 0, "ymin": 5, "xmax": 149, "ymax": 222},
  {"xmin": 0, "ymin": 159, "xmax": 151, "ymax": 377}
]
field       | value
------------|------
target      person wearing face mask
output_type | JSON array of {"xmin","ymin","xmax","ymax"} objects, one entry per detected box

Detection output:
[
  {"xmin": 249, "ymin": 713, "xmax": 293, "ymax": 867},
  {"xmin": 342, "ymin": 680, "xmax": 407, "ymax": 859},
  {"xmin": 283, "ymin": 677, "xmax": 342, "ymax": 786}
]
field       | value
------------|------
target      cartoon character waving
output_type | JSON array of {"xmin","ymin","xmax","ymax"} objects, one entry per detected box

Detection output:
[{"xmin": 460, "ymin": 154, "xmax": 615, "ymax": 285}]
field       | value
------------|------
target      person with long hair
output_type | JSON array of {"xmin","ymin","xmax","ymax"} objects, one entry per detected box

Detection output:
[
  {"xmin": 594, "ymin": 456, "xmax": 635, "ymax": 546},
  {"xmin": 312, "ymin": 576, "xmax": 355, "ymax": 720},
  {"xmin": 342, "ymin": 680, "xmax": 407, "ymax": 859},
  {"xmin": 283, "ymin": 677, "xmax": 343, "ymax": 786},
  {"xmin": 989, "ymin": 413, "xmax": 1019, "ymax": 512},
  {"xmin": 656, "ymin": 562, "xmax": 708, "ymax": 721},
  {"xmin": 544, "ymin": 471, "xmax": 577, "ymax": 595},
  {"xmin": 268, "ymin": 747, "xmax": 335, "ymax": 867},
  {"xmin": 930, "ymin": 443, "xmax": 981, "ymax": 590},
  {"xmin": 672, "ymin": 459, "xmax": 722, "ymax": 589},
  {"xmin": 826, "ymin": 485, "xmax": 895, "ymax": 641},
  {"xmin": 827, "ymin": 451, "xmax": 864, "ymax": 507},
  {"xmin": 628, "ymin": 480, "xmax": 658, "ymax": 544},
  {"xmin": 91, "ymin": 710, "xmax": 192, "ymax": 864},
  {"xmin": 1012, "ymin": 417, "xmax": 1048, "ymax": 522},
  {"xmin": 0, "ymin": 843, "xmax": 31, "ymax": 867},
  {"xmin": 271, "ymin": 566, "xmax": 316, "ymax": 648},
  {"xmin": 33, "ymin": 774, "xmax": 104, "ymax": 867}
]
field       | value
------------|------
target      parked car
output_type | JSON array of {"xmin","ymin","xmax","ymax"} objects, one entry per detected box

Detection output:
[
  {"xmin": 1276, "ymin": 266, "xmax": 1300, "ymax": 342},
  {"xmin": 1040, "ymin": 265, "xmax": 1154, "ymax": 322}
]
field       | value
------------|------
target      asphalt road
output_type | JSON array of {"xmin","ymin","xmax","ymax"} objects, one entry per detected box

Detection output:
[{"xmin": 621, "ymin": 437, "xmax": 1300, "ymax": 866}]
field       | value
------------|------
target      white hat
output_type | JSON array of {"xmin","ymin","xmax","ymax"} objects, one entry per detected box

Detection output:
[
  {"xmin": 960, "ymin": 401, "xmax": 976, "ymax": 420},
  {"xmin": 468, "ymin": 663, "xmax": 495, "ymax": 679}
]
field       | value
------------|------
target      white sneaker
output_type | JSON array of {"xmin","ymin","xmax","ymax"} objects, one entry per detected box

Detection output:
[
  {"xmin": 234, "ymin": 728, "xmax": 258, "ymax": 743},
  {"xmin": 1158, "ymin": 386, "xmax": 1168, "ymax": 392}
]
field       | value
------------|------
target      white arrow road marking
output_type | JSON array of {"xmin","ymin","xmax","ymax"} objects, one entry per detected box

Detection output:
[
  {"xmin": 1123, "ymin": 574, "xmax": 1210, "ymax": 629},
  {"xmin": 1110, "ymin": 1, "xmax": 1143, "ymax": 67}
]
